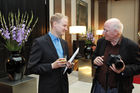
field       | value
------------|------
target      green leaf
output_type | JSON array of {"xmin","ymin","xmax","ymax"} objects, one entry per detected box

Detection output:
[
  {"xmin": 5, "ymin": 40, "xmax": 22, "ymax": 51},
  {"xmin": 0, "ymin": 10, "xmax": 38, "ymax": 52}
]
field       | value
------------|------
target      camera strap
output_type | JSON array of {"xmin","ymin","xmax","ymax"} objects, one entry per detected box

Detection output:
[{"xmin": 105, "ymin": 68, "xmax": 109, "ymax": 93}]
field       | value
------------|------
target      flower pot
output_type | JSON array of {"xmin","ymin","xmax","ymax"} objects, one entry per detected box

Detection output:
[{"xmin": 6, "ymin": 51, "xmax": 26, "ymax": 81}]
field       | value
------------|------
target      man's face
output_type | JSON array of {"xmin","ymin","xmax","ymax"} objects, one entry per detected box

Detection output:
[
  {"xmin": 54, "ymin": 18, "xmax": 68, "ymax": 37},
  {"xmin": 103, "ymin": 25, "xmax": 116, "ymax": 41}
]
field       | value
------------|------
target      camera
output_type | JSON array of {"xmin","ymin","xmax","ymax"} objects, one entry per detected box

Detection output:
[{"xmin": 107, "ymin": 54, "xmax": 123, "ymax": 70}]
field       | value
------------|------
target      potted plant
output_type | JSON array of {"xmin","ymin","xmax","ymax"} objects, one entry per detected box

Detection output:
[
  {"xmin": 84, "ymin": 29, "xmax": 95, "ymax": 59},
  {"xmin": 0, "ymin": 10, "xmax": 38, "ymax": 80}
]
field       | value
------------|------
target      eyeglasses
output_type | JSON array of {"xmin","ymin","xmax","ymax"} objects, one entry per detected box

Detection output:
[{"xmin": 103, "ymin": 29, "xmax": 109, "ymax": 33}]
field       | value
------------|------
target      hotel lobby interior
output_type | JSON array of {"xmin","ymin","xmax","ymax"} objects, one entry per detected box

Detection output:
[{"xmin": 0, "ymin": 0, "xmax": 140, "ymax": 93}]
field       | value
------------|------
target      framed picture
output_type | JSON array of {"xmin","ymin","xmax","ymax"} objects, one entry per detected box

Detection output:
[{"xmin": 76, "ymin": 0, "xmax": 88, "ymax": 30}]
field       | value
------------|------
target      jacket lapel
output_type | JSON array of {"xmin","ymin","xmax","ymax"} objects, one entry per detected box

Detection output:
[
  {"xmin": 60, "ymin": 39, "xmax": 66, "ymax": 58},
  {"xmin": 119, "ymin": 36, "xmax": 126, "ymax": 58},
  {"xmin": 101, "ymin": 39, "xmax": 107, "ymax": 55},
  {"xmin": 45, "ymin": 34, "xmax": 59, "ymax": 58}
]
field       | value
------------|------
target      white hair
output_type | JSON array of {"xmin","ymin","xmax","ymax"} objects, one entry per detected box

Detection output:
[{"xmin": 105, "ymin": 18, "xmax": 123, "ymax": 34}]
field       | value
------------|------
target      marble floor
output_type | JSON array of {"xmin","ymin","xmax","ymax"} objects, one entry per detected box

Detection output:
[
  {"xmin": 69, "ymin": 58, "xmax": 140, "ymax": 93},
  {"xmin": 68, "ymin": 71, "xmax": 92, "ymax": 93},
  {"xmin": 69, "ymin": 71, "xmax": 140, "ymax": 93},
  {"xmin": 31, "ymin": 57, "xmax": 140, "ymax": 93},
  {"xmin": 31, "ymin": 71, "xmax": 140, "ymax": 93}
]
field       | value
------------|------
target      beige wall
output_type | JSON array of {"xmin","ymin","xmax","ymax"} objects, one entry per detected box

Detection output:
[
  {"xmin": 94, "ymin": 0, "xmax": 139, "ymax": 42},
  {"xmin": 108, "ymin": 0, "xmax": 139, "ymax": 42}
]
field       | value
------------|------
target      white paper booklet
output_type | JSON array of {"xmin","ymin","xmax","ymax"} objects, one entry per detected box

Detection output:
[{"xmin": 63, "ymin": 48, "xmax": 79, "ymax": 74}]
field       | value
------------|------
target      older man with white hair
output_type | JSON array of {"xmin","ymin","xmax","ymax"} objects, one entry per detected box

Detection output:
[{"xmin": 91, "ymin": 18, "xmax": 140, "ymax": 93}]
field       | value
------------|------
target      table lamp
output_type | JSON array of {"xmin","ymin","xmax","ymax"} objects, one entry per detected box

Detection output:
[
  {"xmin": 96, "ymin": 30, "xmax": 103, "ymax": 39},
  {"xmin": 69, "ymin": 26, "xmax": 86, "ymax": 58}
]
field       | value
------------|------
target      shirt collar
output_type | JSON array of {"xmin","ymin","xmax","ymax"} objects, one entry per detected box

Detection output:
[
  {"xmin": 118, "ymin": 36, "xmax": 122, "ymax": 45},
  {"xmin": 109, "ymin": 36, "xmax": 122, "ymax": 46},
  {"xmin": 48, "ymin": 31, "xmax": 59, "ymax": 41}
]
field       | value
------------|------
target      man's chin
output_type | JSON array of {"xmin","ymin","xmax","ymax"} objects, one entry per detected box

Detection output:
[
  {"xmin": 105, "ymin": 38, "xmax": 110, "ymax": 41},
  {"xmin": 104, "ymin": 37, "xmax": 108, "ymax": 40},
  {"xmin": 61, "ymin": 32, "xmax": 65, "ymax": 35}
]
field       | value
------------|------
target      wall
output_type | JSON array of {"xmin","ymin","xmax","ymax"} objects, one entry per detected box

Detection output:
[
  {"xmin": 49, "ymin": 0, "xmax": 91, "ymax": 55},
  {"xmin": 108, "ymin": 0, "xmax": 139, "ymax": 42},
  {"xmin": 71, "ymin": 0, "xmax": 91, "ymax": 41},
  {"xmin": 49, "ymin": 0, "xmax": 139, "ymax": 43},
  {"xmin": 93, "ymin": 0, "xmax": 139, "ymax": 43},
  {"xmin": 49, "ymin": 0, "xmax": 91, "ymax": 40}
]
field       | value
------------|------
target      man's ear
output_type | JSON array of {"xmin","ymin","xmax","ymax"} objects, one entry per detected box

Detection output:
[
  {"xmin": 114, "ymin": 30, "xmax": 119, "ymax": 36},
  {"xmin": 53, "ymin": 21, "xmax": 57, "ymax": 27}
]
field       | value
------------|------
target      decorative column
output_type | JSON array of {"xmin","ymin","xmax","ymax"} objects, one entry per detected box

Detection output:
[
  {"xmin": 54, "ymin": 0, "xmax": 62, "ymax": 13},
  {"xmin": 98, "ymin": 0, "xmax": 108, "ymax": 29},
  {"xmin": 65, "ymin": 0, "xmax": 72, "ymax": 56}
]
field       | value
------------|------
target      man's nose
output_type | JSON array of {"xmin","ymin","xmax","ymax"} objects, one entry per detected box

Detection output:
[
  {"xmin": 103, "ymin": 31, "xmax": 105, "ymax": 35},
  {"xmin": 65, "ymin": 27, "xmax": 68, "ymax": 31}
]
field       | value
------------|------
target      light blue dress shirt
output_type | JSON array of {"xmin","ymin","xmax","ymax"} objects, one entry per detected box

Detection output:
[{"xmin": 48, "ymin": 32, "xmax": 64, "ymax": 58}]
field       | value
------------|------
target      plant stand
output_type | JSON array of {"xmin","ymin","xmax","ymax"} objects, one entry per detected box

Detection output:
[{"xmin": 0, "ymin": 76, "xmax": 37, "ymax": 93}]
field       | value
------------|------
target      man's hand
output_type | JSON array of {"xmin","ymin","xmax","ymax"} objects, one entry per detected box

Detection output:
[
  {"xmin": 51, "ymin": 58, "xmax": 66, "ymax": 69},
  {"xmin": 110, "ymin": 59, "xmax": 125, "ymax": 74},
  {"xmin": 93, "ymin": 56, "xmax": 104, "ymax": 66},
  {"xmin": 66, "ymin": 62, "xmax": 74, "ymax": 69}
]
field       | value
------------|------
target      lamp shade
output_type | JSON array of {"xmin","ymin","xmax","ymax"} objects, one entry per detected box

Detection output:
[
  {"xmin": 138, "ymin": 31, "xmax": 140, "ymax": 37},
  {"xmin": 69, "ymin": 26, "xmax": 86, "ymax": 34},
  {"xmin": 96, "ymin": 30, "xmax": 103, "ymax": 35}
]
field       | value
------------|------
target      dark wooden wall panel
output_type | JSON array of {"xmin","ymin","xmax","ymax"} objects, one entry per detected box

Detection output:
[
  {"xmin": 98, "ymin": 0, "xmax": 108, "ymax": 29},
  {"xmin": 54, "ymin": 0, "xmax": 62, "ymax": 13},
  {"xmin": 65, "ymin": 0, "xmax": 72, "ymax": 56},
  {"xmin": 45, "ymin": 0, "xmax": 50, "ymax": 33},
  {"xmin": 0, "ymin": 0, "xmax": 49, "ymax": 77}
]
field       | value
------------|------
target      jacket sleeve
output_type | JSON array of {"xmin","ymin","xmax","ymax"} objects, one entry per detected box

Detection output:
[
  {"xmin": 27, "ymin": 40, "xmax": 52, "ymax": 75},
  {"xmin": 120, "ymin": 41, "xmax": 140, "ymax": 77},
  {"xmin": 91, "ymin": 39, "xmax": 102, "ymax": 69}
]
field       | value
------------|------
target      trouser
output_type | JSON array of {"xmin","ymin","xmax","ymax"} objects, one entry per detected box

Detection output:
[{"xmin": 93, "ymin": 81, "xmax": 118, "ymax": 93}]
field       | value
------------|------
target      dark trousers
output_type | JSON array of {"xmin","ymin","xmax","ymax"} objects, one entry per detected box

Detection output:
[{"xmin": 92, "ymin": 81, "xmax": 118, "ymax": 93}]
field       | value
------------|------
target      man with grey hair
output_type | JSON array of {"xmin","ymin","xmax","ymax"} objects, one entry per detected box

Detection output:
[
  {"xmin": 91, "ymin": 18, "xmax": 140, "ymax": 93},
  {"xmin": 27, "ymin": 13, "xmax": 73, "ymax": 93}
]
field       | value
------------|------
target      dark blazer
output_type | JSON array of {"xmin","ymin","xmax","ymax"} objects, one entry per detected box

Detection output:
[
  {"xmin": 27, "ymin": 34, "xmax": 71, "ymax": 93},
  {"xmin": 91, "ymin": 36, "xmax": 140, "ymax": 93}
]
